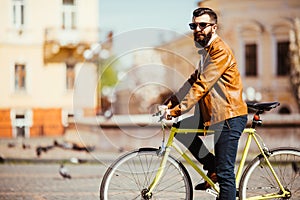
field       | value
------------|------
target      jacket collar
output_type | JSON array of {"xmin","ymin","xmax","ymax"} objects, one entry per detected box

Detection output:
[
  {"xmin": 204, "ymin": 34, "xmax": 218, "ymax": 51},
  {"xmin": 198, "ymin": 34, "xmax": 219, "ymax": 54}
]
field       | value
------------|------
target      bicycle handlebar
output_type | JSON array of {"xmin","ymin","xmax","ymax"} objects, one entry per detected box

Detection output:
[{"xmin": 152, "ymin": 111, "xmax": 165, "ymax": 122}]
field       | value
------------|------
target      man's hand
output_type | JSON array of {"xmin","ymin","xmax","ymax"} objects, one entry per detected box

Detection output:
[{"xmin": 158, "ymin": 105, "xmax": 172, "ymax": 120}]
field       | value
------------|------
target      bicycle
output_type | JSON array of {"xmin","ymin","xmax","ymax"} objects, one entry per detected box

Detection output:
[{"xmin": 100, "ymin": 101, "xmax": 300, "ymax": 199}]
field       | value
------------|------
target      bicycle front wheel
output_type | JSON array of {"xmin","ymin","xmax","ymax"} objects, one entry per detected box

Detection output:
[
  {"xmin": 100, "ymin": 148, "xmax": 193, "ymax": 200},
  {"xmin": 239, "ymin": 147, "xmax": 300, "ymax": 199}
]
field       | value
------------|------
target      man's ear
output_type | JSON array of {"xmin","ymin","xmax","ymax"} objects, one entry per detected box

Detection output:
[{"xmin": 212, "ymin": 24, "xmax": 218, "ymax": 34}]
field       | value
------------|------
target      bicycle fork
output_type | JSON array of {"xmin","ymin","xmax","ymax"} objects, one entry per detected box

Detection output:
[
  {"xmin": 142, "ymin": 147, "xmax": 171, "ymax": 199},
  {"xmin": 143, "ymin": 127, "xmax": 176, "ymax": 199}
]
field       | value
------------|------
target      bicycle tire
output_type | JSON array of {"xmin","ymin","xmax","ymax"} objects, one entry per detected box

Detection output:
[
  {"xmin": 239, "ymin": 147, "xmax": 300, "ymax": 199},
  {"xmin": 100, "ymin": 147, "xmax": 193, "ymax": 200}
]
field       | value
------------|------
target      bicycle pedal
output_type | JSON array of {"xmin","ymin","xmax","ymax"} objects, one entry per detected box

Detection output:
[{"xmin": 205, "ymin": 188, "xmax": 218, "ymax": 198}]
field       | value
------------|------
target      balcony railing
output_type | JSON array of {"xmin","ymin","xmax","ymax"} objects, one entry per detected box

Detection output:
[{"xmin": 43, "ymin": 27, "xmax": 101, "ymax": 64}]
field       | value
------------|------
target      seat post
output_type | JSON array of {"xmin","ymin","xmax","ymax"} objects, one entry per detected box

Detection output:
[{"xmin": 251, "ymin": 110, "xmax": 263, "ymax": 128}]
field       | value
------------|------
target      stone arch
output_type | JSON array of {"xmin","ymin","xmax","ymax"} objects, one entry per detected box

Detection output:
[
  {"xmin": 238, "ymin": 20, "xmax": 265, "ymax": 40},
  {"xmin": 278, "ymin": 104, "xmax": 292, "ymax": 114},
  {"xmin": 271, "ymin": 18, "xmax": 293, "ymax": 40}
]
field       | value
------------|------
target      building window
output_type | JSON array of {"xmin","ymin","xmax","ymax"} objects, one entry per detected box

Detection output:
[
  {"xmin": 245, "ymin": 44, "xmax": 257, "ymax": 76},
  {"xmin": 277, "ymin": 41, "xmax": 290, "ymax": 76},
  {"xmin": 14, "ymin": 63, "xmax": 26, "ymax": 91},
  {"xmin": 62, "ymin": 0, "xmax": 76, "ymax": 29},
  {"xmin": 12, "ymin": 0, "xmax": 25, "ymax": 28},
  {"xmin": 66, "ymin": 63, "xmax": 75, "ymax": 90}
]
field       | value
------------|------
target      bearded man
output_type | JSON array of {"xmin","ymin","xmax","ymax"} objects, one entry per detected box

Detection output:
[{"xmin": 162, "ymin": 7, "xmax": 248, "ymax": 200}]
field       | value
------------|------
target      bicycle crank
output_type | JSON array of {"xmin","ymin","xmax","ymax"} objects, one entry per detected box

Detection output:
[{"xmin": 280, "ymin": 188, "xmax": 291, "ymax": 199}]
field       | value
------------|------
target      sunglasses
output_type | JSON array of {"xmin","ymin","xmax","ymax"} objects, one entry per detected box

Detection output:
[{"xmin": 189, "ymin": 22, "xmax": 215, "ymax": 30}]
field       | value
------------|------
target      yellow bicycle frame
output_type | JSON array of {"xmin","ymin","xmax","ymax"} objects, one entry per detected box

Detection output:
[{"xmin": 146, "ymin": 127, "xmax": 290, "ymax": 199}]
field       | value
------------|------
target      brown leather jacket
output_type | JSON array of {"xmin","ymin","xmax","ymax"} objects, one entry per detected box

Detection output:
[{"xmin": 165, "ymin": 36, "xmax": 248, "ymax": 126}]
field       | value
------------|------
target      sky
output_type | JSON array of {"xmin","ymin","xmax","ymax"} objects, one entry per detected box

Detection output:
[
  {"xmin": 98, "ymin": 0, "xmax": 200, "ymax": 72},
  {"xmin": 99, "ymin": 0, "xmax": 199, "ymax": 41}
]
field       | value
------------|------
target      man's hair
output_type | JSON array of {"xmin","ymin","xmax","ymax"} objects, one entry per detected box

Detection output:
[{"xmin": 192, "ymin": 7, "xmax": 218, "ymax": 24}]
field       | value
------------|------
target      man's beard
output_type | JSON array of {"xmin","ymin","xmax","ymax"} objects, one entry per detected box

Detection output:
[{"xmin": 194, "ymin": 31, "xmax": 212, "ymax": 48}]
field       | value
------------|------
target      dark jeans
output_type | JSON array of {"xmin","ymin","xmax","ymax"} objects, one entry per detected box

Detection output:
[{"xmin": 173, "ymin": 115, "xmax": 247, "ymax": 200}]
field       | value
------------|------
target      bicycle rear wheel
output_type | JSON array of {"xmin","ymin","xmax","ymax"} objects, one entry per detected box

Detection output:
[
  {"xmin": 100, "ymin": 148, "xmax": 193, "ymax": 200},
  {"xmin": 239, "ymin": 147, "xmax": 300, "ymax": 199}
]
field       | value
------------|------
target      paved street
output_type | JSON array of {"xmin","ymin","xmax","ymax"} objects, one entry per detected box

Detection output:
[
  {"xmin": 0, "ymin": 163, "xmax": 103, "ymax": 200},
  {"xmin": 0, "ymin": 162, "xmax": 216, "ymax": 200}
]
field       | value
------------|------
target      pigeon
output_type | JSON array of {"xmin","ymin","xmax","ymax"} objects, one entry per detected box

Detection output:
[
  {"xmin": 36, "ymin": 145, "xmax": 54, "ymax": 157},
  {"xmin": 22, "ymin": 143, "xmax": 31, "ymax": 149},
  {"xmin": 59, "ymin": 164, "xmax": 71, "ymax": 179}
]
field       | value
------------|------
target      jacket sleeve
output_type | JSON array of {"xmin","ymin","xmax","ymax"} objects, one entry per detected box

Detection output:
[
  {"xmin": 163, "ymin": 70, "xmax": 199, "ymax": 109},
  {"xmin": 169, "ymin": 46, "xmax": 233, "ymax": 117}
]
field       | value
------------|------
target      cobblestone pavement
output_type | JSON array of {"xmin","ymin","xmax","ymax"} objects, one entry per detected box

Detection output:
[{"xmin": 0, "ymin": 163, "xmax": 216, "ymax": 200}]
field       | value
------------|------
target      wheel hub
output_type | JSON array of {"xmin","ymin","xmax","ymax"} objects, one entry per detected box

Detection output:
[{"xmin": 141, "ymin": 188, "xmax": 152, "ymax": 200}]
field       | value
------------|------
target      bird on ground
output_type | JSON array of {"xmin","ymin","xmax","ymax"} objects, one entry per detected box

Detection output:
[
  {"xmin": 36, "ymin": 145, "xmax": 54, "ymax": 157},
  {"xmin": 22, "ymin": 143, "xmax": 31, "ymax": 149},
  {"xmin": 59, "ymin": 164, "xmax": 72, "ymax": 179}
]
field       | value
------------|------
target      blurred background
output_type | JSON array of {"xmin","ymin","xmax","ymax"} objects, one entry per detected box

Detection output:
[
  {"xmin": 0, "ymin": 0, "xmax": 300, "ymax": 147},
  {"xmin": 0, "ymin": 1, "xmax": 300, "ymax": 199}
]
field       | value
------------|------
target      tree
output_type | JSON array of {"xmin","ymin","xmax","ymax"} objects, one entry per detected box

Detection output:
[{"xmin": 290, "ymin": 18, "xmax": 300, "ymax": 111}]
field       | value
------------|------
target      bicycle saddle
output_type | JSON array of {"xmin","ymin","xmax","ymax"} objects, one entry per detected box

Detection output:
[{"xmin": 246, "ymin": 102, "xmax": 280, "ymax": 111}]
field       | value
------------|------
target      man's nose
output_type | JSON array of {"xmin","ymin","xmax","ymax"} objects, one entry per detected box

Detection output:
[{"xmin": 196, "ymin": 26, "xmax": 204, "ymax": 31}]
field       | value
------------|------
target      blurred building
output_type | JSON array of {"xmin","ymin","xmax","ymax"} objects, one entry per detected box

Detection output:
[
  {"xmin": 156, "ymin": 0, "xmax": 300, "ymax": 115},
  {"xmin": 1, "ymin": 0, "xmax": 300, "ymax": 138},
  {"xmin": 0, "ymin": 0, "xmax": 101, "ymax": 137}
]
